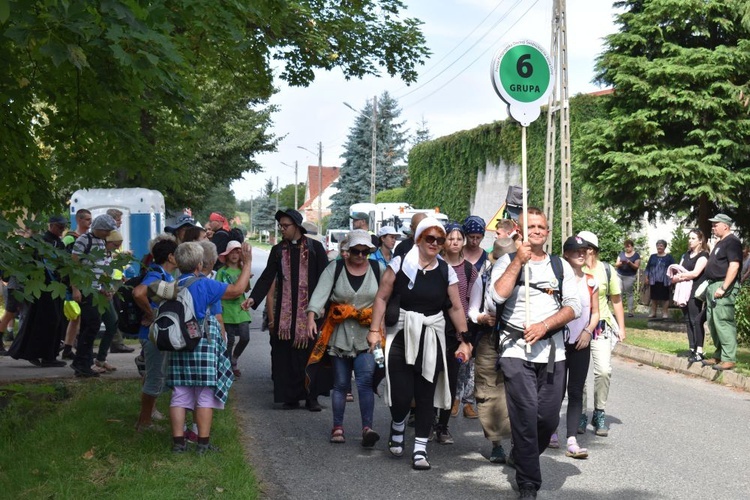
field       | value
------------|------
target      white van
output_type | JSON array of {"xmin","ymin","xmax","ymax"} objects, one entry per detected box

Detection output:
[{"xmin": 325, "ymin": 229, "xmax": 350, "ymax": 260}]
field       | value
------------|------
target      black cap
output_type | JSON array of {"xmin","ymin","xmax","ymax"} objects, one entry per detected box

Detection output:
[
  {"xmin": 48, "ymin": 215, "xmax": 68, "ymax": 225},
  {"xmin": 275, "ymin": 209, "xmax": 306, "ymax": 234},
  {"xmin": 563, "ymin": 235, "xmax": 589, "ymax": 253}
]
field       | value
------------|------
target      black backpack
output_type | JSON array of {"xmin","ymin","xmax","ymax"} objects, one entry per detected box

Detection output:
[
  {"xmin": 229, "ymin": 227, "xmax": 245, "ymax": 243},
  {"xmin": 493, "ymin": 253, "xmax": 565, "ymax": 352},
  {"xmin": 116, "ymin": 265, "xmax": 168, "ymax": 335}
]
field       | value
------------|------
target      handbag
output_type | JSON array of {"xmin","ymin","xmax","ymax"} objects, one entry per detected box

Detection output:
[
  {"xmin": 385, "ymin": 293, "xmax": 401, "ymax": 326},
  {"xmin": 694, "ymin": 280, "xmax": 709, "ymax": 302}
]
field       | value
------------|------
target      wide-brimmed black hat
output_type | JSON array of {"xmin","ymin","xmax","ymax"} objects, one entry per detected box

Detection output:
[{"xmin": 275, "ymin": 209, "xmax": 306, "ymax": 233}]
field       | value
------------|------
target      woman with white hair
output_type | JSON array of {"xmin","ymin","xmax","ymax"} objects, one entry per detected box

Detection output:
[
  {"xmin": 167, "ymin": 241, "xmax": 252, "ymax": 454},
  {"xmin": 370, "ymin": 217, "xmax": 472, "ymax": 471}
]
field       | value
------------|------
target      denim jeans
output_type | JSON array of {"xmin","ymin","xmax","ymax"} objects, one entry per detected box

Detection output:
[{"xmin": 331, "ymin": 352, "xmax": 376, "ymax": 429}]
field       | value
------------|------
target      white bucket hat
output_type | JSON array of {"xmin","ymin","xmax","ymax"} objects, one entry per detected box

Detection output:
[{"xmin": 347, "ymin": 229, "xmax": 376, "ymax": 250}]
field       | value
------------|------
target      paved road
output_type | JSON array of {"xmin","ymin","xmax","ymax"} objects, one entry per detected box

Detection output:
[
  {"xmin": 2, "ymin": 247, "xmax": 748, "ymax": 499},
  {"xmin": 233, "ymin": 248, "xmax": 750, "ymax": 500}
]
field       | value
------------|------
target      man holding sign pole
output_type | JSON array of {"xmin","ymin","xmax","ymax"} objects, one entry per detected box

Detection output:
[{"xmin": 489, "ymin": 208, "xmax": 580, "ymax": 498}]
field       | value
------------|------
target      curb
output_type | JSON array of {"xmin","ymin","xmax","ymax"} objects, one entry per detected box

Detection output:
[{"xmin": 613, "ymin": 343, "xmax": 750, "ymax": 392}]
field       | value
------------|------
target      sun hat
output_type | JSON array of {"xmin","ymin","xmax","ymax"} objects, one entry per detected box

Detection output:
[
  {"xmin": 91, "ymin": 214, "xmax": 117, "ymax": 231},
  {"xmin": 414, "ymin": 217, "xmax": 446, "ymax": 242},
  {"xmin": 106, "ymin": 230, "xmax": 123, "ymax": 243},
  {"xmin": 708, "ymin": 213, "xmax": 733, "ymax": 225},
  {"xmin": 274, "ymin": 209, "xmax": 306, "ymax": 233},
  {"xmin": 493, "ymin": 237, "xmax": 516, "ymax": 258},
  {"xmin": 377, "ymin": 226, "xmax": 401, "ymax": 239},
  {"xmin": 218, "ymin": 240, "xmax": 242, "ymax": 263},
  {"xmin": 577, "ymin": 230, "xmax": 599, "ymax": 251},
  {"xmin": 165, "ymin": 214, "xmax": 197, "ymax": 234},
  {"xmin": 347, "ymin": 229, "xmax": 376, "ymax": 250}
]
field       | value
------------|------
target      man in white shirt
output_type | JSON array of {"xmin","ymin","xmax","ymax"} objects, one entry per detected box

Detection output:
[{"xmin": 489, "ymin": 207, "xmax": 581, "ymax": 499}]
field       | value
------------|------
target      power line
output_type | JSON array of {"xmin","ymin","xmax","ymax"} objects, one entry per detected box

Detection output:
[
  {"xmin": 401, "ymin": 0, "xmax": 543, "ymax": 110},
  {"xmin": 395, "ymin": 0, "xmax": 525, "ymax": 101}
]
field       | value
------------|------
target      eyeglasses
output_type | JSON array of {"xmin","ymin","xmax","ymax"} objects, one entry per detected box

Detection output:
[
  {"xmin": 423, "ymin": 235, "xmax": 446, "ymax": 245},
  {"xmin": 349, "ymin": 248, "xmax": 371, "ymax": 257},
  {"xmin": 278, "ymin": 223, "xmax": 295, "ymax": 230}
]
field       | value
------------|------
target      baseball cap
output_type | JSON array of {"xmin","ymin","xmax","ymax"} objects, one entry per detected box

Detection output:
[
  {"xmin": 350, "ymin": 212, "xmax": 369, "ymax": 222},
  {"xmin": 48, "ymin": 215, "xmax": 68, "ymax": 225},
  {"xmin": 377, "ymin": 226, "xmax": 401, "ymax": 238},
  {"xmin": 577, "ymin": 230, "xmax": 599, "ymax": 250},
  {"xmin": 563, "ymin": 235, "xmax": 589, "ymax": 253},
  {"xmin": 165, "ymin": 214, "xmax": 197, "ymax": 233},
  {"xmin": 709, "ymin": 213, "xmax": 733, "ymax": 225}
]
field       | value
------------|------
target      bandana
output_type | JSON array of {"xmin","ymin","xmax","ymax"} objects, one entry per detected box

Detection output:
[
  {"xmin": 444, "ymin": 222, "xmax": 464, "ymax": 236},
  {"xmin": 462, "ymin": 215, "xmax": 486, "ymax": 235}
]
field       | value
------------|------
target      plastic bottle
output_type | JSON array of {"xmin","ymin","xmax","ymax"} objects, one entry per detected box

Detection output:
[
  {"xmin": 456, "ymin": 352, "xmax": 466, "ymax": 364},
  {"xmin": 373, "ymin": 342, "xmax": 385, "ymax": 368}
]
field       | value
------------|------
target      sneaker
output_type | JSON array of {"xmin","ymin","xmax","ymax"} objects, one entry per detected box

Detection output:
[
  {"xmin": 688, "ymin": 351, "xmax": 705, "ymax": 363},
  {"xmin": 91, "ymin": 364, "xmax": 107, "ymax": 374},
  {"xmin": 548, "ymin": 432, "xmax": 560, "ymax": 449},
  {"xmin": 489, "ymin": 443, "xmax": 507, "ymax": 464},
  {"xmin": 434, "ymin": 424, "xmax": 454, "ymax": 445},
  {"xmin": 519, "ymin": 484, "xmax": 537, "ymax": 498},
  {"xmin": 577, "ymin": 414, "xmax": 587, "ymax": 434},
  {"xmin": 61, "ymin": 348, "xmax": 75, "ymax": 360},
  {"xmin": 185, "ymin": 429, "xmax": 199, "ymax": 444},
  {"xmin": 72, "ymin": 365, "xmax": 100, "ymax": 378},
  {"xmin": 152, "ymin": 409, "xmax": 166, "ymax": 421},
  {"xmin": 197, "ymin": 442, "xmax": 221, "ymax": 455},
  {"xmin": 172, "ymin": 442, "xmax": 188, "ymax": 453},
  {"xmin": 110, "ymin": 344, "xmax": 135, "ymax": 353},
  {"xmin": 40, "ymin": 359, "xmax": 67, "ymax": 367},
  {"xmin": 361, "ymin": 427, "xmax": 380, "ymax": 448},
  {"xmin": 592, "ymin": 409, "xmax": 609, "ymax": 437},
  {"xmin": 95, "ymin": 359, "xmax": 117, "ymax": 372}
]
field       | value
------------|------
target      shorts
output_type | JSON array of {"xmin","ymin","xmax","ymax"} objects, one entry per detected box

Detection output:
[
  {"xmin": 170, "ymin": 386, "xmax": 224, "ymax": 410},
  {"xmin": 141, "ymin": 339, "xmax": 167, "ymax": 397}
]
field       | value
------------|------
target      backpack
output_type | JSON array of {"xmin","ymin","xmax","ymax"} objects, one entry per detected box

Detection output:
[
  {"xmin": 602, "ymin": 261, "xmax": 613, "ymax": 298},
  {"xmin": 332, "ymin": 258, "xmax": 381, "ymax": 284},
  {"xmin": 493, "ymin": 252, "xmax": 565, "ymax": 352},
  {"xmin": 67, "ymin": 232, "xmax": 93, "ymax": 254},
  {"xmin": 149, "ymin": 276, "xmax": 205, "ymax": 351},
  {"xmin": 229, "ymin": 227, "xmax": 245, "ymax": 243},
  {"xmin": 116, "ymin": 265, "xmax": 165, "ymax": 335}
]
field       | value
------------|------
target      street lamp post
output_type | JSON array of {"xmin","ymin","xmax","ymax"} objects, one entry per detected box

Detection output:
[
  {"xmin": 281, "ymin": 161, "xmax": 299, "ymax": 209},
  {"xmin": 297, "ymin": 144, "xmax": 323, "ymax": 225},
  {"xmin": 343, "ymin": 97, "xmax": 378, "ymax": 203}
]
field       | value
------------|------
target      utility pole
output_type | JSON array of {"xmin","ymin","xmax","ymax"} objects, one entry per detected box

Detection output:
[
  {"xmin": 370, "ymin": 95, "xmax": 377, "ymax": 203},
  {"xmin": 281, "ymin": 160, "xmax": 299, "ymax": 209},
  {"xmin": 544, "ymin": 0, "xmax": 572, "ymax": 253},
  {"xmin": 317, "ymin": 142, "xmax": 323, "ymax": 225},
  {"xmin": 249, "ymin": 195, "xmax": 253, "ymax": 237}
]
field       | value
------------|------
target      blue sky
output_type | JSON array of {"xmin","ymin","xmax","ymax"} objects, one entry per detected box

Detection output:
[{"xmin": 231, "ymin": 0, "xmax": 620, "ymax": 202}]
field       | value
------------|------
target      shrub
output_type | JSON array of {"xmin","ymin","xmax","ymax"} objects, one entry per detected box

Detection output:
[{"xmin": 735, "ymin": 283, "xmax": 750, "ymax": 347}]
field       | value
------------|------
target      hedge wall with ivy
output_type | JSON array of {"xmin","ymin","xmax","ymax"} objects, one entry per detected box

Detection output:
[{"xmin": 405, "ymin": 93, "xmax": 609, "ymax": 222}]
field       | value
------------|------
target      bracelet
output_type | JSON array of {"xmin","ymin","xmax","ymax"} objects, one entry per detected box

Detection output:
[
  {"xmin": 542, "ymin": 320, "xmax": 550, "ymax": 332},
  {"xmin": 368, "ymin": 329, "xmax": 380, "ymax": 333},
  {"xmin": 582, "ymin": 328, "xmax": 592, "ymax": 335}
]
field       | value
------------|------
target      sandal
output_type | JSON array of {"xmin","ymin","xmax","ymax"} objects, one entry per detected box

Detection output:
[
  {"xmin": 388, "ymin": 423, "xmax": 404, "ymax": 457},
  {"xmin": 361, "ymin": 427, "xmax": 380, "ymax": 448},
  {"xmin": 330, "ymin": 426, "xmax": 345, "ymax": 444},
  {"xmin": 412, "ymin": 450, "xmax": 431, "ymax": 470},
  {"xmin": 565, "ymin": 442, "xmax": 589, "ymax": 459}
]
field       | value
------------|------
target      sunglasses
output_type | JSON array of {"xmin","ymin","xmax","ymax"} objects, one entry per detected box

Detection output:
[
  {"xmin": 423, "ymin": 235, "xmax": 446, "ymax": 245},
  {"xmin": 349, "ymin": 248, "xmax": 371, "ymax": 257}
]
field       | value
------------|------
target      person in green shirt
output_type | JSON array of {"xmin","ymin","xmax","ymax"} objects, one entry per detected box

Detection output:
[{"xmin": 216, "ymin": 240, "xmax": 253, "ymax": 377}]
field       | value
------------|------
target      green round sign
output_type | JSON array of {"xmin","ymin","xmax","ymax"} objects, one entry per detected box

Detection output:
[
  {"xmin": 498, "ymin": 45, "xmax": 551, "ymax": 103},
  {"xmin": 491, "ymin": 40, "xmax": 553, "ymax": 126}
]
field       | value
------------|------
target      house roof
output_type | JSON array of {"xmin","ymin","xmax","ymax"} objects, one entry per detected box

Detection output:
[{"xmin": 300, "ymin": 166, "xmax": 339, "ymax": 210}]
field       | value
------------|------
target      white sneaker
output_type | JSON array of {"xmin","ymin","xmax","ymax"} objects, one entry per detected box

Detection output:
[{"xmin": 152, "ymin": 409, "xmax": 166, "ymax": 421}]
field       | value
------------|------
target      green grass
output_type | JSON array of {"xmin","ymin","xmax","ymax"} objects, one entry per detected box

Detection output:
[
  {"xmin": 0, "ymin": 380, "xmax": 258, "ymax": 499},
  {"xmin": 624, "ymin": 316, "xmax": 750, "ymax": 376}
]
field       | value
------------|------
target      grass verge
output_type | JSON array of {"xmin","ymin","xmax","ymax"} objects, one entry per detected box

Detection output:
[
  {"xmin": 0, "ymin": 379, "xmax": 258, "ymax": 499},
  {"xmin": 624, "ymin": 317, "xmax": 750, "ymax": 376}
]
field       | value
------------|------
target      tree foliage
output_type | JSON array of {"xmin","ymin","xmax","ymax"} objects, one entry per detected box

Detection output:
[
  {"xmin": 328, "ymin": 91, "xmax": 410, "ymax": 227},
  {"xmin": 278, "ymin": 183, "xmax": 306, "ymax": 211},
  {"xmin": 252, "ymin": 179, "xmax": 277, "ymax": 235},
  {"xmin": 578, "ymin": 0, "xmax": 750, "ymax": 237},
  {"xmin": 192, "ymin": 183, "xmax": 238, "ymax": 225},
  {"xmin": 1, "ymin": 0, "xmax": 429, "ymax": 214}
]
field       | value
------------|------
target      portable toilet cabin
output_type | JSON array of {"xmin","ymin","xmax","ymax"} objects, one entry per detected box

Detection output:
[{"xmin": 69, "ymin": 188, "xmax": 165, "ymax": 264}]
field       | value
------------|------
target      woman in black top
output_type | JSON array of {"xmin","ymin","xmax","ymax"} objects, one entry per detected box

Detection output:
[
  {"xmin": 370, "ymin": 217, "xmax": 471, "ymax": 471},
  {"xmin": 671, "ymin": 230, "xmax": 709, "ymax": 362}
]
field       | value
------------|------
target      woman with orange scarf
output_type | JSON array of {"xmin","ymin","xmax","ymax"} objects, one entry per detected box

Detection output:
[{"xmin": 306, "ymin": 230, "xmax": 384, "ymax": 447}]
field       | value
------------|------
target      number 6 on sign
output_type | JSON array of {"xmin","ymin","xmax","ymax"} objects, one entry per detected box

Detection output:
[{"xmin": 491, "ymin": 40, "xmax": 553, "ymax": 126}]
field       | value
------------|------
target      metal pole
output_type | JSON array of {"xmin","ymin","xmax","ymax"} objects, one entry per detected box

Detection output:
[
  {"xmin": 318, "ymin": 142, "xmax": 323, "ymax": 225},
  {"xmin": 294, "ymin": 160, "xmax": 299, "ymax": 210},
  {"xmin": 370, "ymin": 95, "xmax": 377, "ymax": 203},
  {"xmin": 522, "ymin": 126, "xmax": 531, "ymax": 355}
]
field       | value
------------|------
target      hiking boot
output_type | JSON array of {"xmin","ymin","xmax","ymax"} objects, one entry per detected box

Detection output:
[
  {"xmin": 196, "ymin": 442, "xmax": 221, "ymax": 455},
  {"xmin": 434, "ymin": 424, "xmax": 454, "ymax": 445},
  {"xmin": 577, "ymin": 414, "xmax": 587, "ymax": 434},
  {"xmin": 463, "ymin": 404, "xmax": 478, "ymax": 419},
  {"xmin": 489, "ymin": 443, "xmax": 507, "ymax": 464},
  {"xmin": 592, "ymin": 409, "xmax": 608, "ymax": 437}
]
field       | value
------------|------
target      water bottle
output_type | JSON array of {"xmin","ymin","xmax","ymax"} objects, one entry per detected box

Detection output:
[
  {"xmin": 456, "ymin": 352, "xmax": 466, "ymax": 364},
  {"xmin": 373, "ymin": 343, "xmax": 385, "ymax": 368}
]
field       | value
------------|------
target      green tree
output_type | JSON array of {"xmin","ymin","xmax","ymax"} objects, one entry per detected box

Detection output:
[
  {"xmin": 278, "ymin": 183, "xmax": 306, "ymax": 211},
  {"xmin": 329, "ymin": 91, "xmax": 409, "ymax": 227},
  {"xmin": 252, "ymin": 179, "xmax": 277, "ymax": 235},
  {"xmin": 1, "ymin": 0, "xmax": 429, "ymax": 213},
  {"xmin": 193, "ymin": 183, "xmax": 238, "ymax": 225},
  {"xmin": 413, "ymin": 116, "xmax": 432, "ymax": 145},
  {"xmin": 578, "ymin": 0, "xmax": 750, "ymax": 237}
]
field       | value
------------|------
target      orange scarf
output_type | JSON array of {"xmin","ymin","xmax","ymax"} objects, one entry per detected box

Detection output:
[{"xmin": 308, "ymin": 303, "xmax": 384, "ymax": 366}]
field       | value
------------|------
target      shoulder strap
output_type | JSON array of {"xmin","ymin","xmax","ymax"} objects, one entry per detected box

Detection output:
[
  {"xmin": 333, "ymin": 259, "xmax": 346, "ymax": 285},
  {"xmin": 550, "ymin": 255, "xmax": 564, "ymax": 294},
  {"xmin": 439, "ymin": 259, "xmax": 449, "ymax": 284},
  {"xmin": 368, "ymin": 259, "xmax": 381, "ymax": 281},
  {"xmin": 83, "ymin": 233, "xmax": 95, "ymax": 254},
  {"xmin": 463, "ymin": 260, "xmax": 473, "ymax": 284},
  {"xmin": 603, "ymin": 261, "xmax": 612, "ymax": 296}
]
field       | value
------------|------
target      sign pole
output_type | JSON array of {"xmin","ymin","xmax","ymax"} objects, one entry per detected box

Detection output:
[{"xmin": 521, "ymin": 125, "xmax": 531, "ymax": 352}]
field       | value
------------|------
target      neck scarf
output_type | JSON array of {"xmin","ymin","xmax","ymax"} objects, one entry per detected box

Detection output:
[{"xmin": 278, "ymin": 237, "xmax": 310, "ymax": 346}]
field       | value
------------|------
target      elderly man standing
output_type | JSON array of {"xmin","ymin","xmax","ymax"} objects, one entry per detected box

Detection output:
[
  {"xmin": 702, "ymin": 214, "xmax": 743, "ymax": 371},
  {"xmin": 490, "ymin": 207, "xmax": 581, "ymax": 499},
  {"xmin": 244, "ymin": 209, "xmax": 328, "ymax": 410},
  {"xmin": 70, "ymin": 214, "xmax": 117, "ymax": 377}
]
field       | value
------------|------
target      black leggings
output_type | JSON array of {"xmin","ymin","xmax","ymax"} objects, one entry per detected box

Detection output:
[
  {"xmin": 682, "ymin": 297, "xmax": 706, "ymax": 351},
  {"xmin": 564, "ymin": 342, "xmax": 590, "ymax": 438},
  {"xmin": 387, "ymin": 331, "xmax": 439, "ymax": 439}
]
